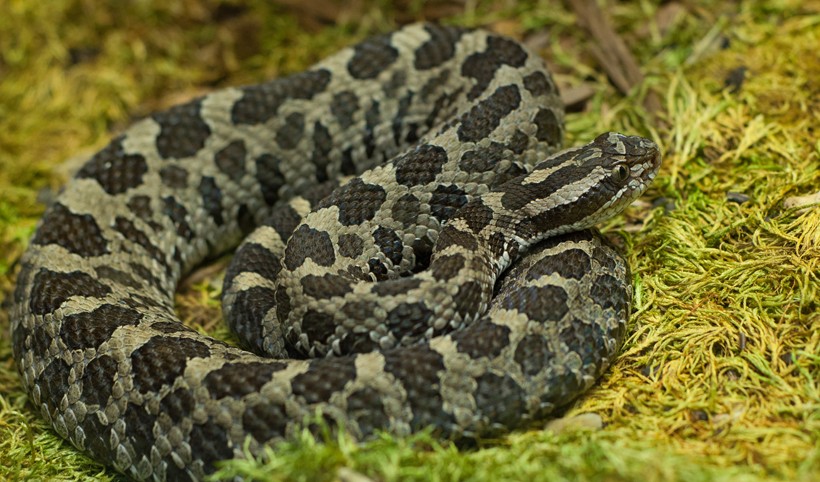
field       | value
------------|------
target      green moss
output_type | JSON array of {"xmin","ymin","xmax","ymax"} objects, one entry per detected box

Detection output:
[{"xmin": 1, "ymin": 1, "xmax": 817, "ymax": 481}]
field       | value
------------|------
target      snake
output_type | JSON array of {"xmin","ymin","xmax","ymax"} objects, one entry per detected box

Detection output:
[{"xmin": 10, "ymin": 23, "xmax": 661, "ymax": 481}]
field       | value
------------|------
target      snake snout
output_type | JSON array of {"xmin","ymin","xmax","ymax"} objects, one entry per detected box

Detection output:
[{"xmin": 597, "ymin": 132, "xmax": 662, "ymax": 182}]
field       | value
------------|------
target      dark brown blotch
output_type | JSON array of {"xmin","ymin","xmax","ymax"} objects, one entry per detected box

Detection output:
[
  {"xmin": 130, "ymin": 337, "xmax": 210, "ymax": 394},
  {"xmin": 457, "ymin": 85, "xmax": 521, "ymax": 143},
  {"xmin": 513, "ymin": 334, "xmax": 555, "ymax": 377},
  {"xmin": 420, "ymin": 70, "xmax": 451, "ymax": 101},
  {"xmin": 149, "ymin": 321, "xmax": 196, "ymax": 334},
  {"xmin": 372, "ymin": 226, "xmax": 403, "ymax": 269},
  {"xmin": 36, "ymin": 358, "xmax": 71, "ymax": 414},
  {"xmin": 203, "ymin": 361, "xmax": 286, "ymax": 400},
  {"xmin": 414, "ymin": 24, "xmax": 465, "ymax": 70},
  {"xmin": 383, "ymin": 69, "xmax": 406, "ymax": 98},
  {"xmin": 284, "ymin": 224, "xmax": 335, "ymax": 270},
  {"xmin": 312, "ymin": 121, "xmax": 333, "ymax": 182},
  {"xmin": 225, "ymin": 286, "xmax": 277, "ymax": 354},
  {"xmin": 338, "ymin": 330, "xmax": 379, "ymax": 354},
  {"xmin": 430, "ymin": 253, "xmax": 465, "ymax": 281},
  {"xmin": 60, "ymin": 304, "xmax": 143, "ymax": 350},
  {"xmin": 198, "ymin": 176, "xmax": 224, "ymax": 226},
  {"xmin": 347, "ymin": 32, "xmax": 399, "ymax": 79},
  {"xmin": 255, "ymin": 154, "xmax": 287, "ymax": 206},
  {"xmin": 126, "ymin": 195, "xmax": 156, "ymax": 228},
  {"xmin": 394, "ymin": 144, "xmax": 449, "ymax": 187},
  {"xmin": 453, "ymin": 320, "xmax": 510, "ymax": 359},
  {"xmin": 95, "ymin": 266, "xmax": 141, "ymax": 289},
  {"xmin": 533, "ymin": 108, "xmax": 562, "ymax": 143},
  {"xmin": 276, "ymin": 112, "xmax": 305, "ymax": 150},
  {"xmin": 371, "ymin": 277, "xmax": 422, "ymax": 296},
  {"xmin": 429, "ymin": 184, "xmax": 468, "ymax": 223},
  {"xmin": 114, "ymin": 216, "xmax": 171, "ymax": 276},
  {"xmin": 391, "ymin": 193, "xmax": 421, "ymax": 226},
  {"xmin": 231, "ymin": 69, "xmax": 331, "ymax": 125},
  {"xmin": 187, "ymin": 418, "xmax": 234, "ymax": 473},
  {"xmin": 559, "ymin": 318, "xmax": 608, "ymax": 371},
  {"xmin": 508, "ymin": 129, "xmax": 529, "ymax": 154},
  {"xmin": 128, "ymin": 262, "xmax": 163, "ymax": 291},
  {"xmin": 319, "ymin": 178, "xmax": 386, "ymax": 226},
  {"xmin": 500, "ymin": 284, "xmax": 569, "ymax": 322},
  {"xmin": 162, "ymin": 196, "xmax": 194, "ymax": 240},
  {"xmin": 386, "ymin": 302, "xmax": 433, "ymax": 339},
  {"xmin": 274, "ymin": 285, "xmax": 291, "ymax": 333},
  {"xmin": 77, "ymin": 136, "xmax": 148, "ymax": 195},
  {"xmin": 458, "ymin": 142, "xmax": 508, "ymax": 173},
  {"xmin": 242, "ymin": 401, "xmax": 289, "ymax": 443},
  {"xmin": 290, "ymin": 358, "xmax": 357, "ymax": 404},
  {"xmin": 519, "ymin": 182, "xmax": 617, "ymax": 236},
  {"xmin": 331, "ymin": 90, "xmax": 359, "ymax": 128},
  {"xmin": 214, "ymin": 140, "xmax": 247, "ymax": 182},
  {"xmin": 391, "ymin": 92, "xmax": 415, "ymax": 147},
  {"xmin": 346, "ymin": 387, "xmax": 390, "ymax": 437},
  {"xmin": 262, "ymin": 203, "xmax": 301, "ymax": 242},
  {"xmin": 29, "ymin": 269, "xmax": 111, "ymax": 316},
  {"xmin": 364, "ymin": 101, "xmax": 381, "ymax": 159},
  {"xmin": 224, "ymin": 242, "xmax": 281, "ymax": 290},
  {"xmin": 32, "ymin": 203, "xmax": 109, "ymax": 257},
  {"xmin": 458, "ymin": 199, "xmax": 494, "ymax": 233},
  {"xmin": 301, "ymin": 310, "xmax": 338, "ymax": 344},
  {"xmin": 488, "ymin": 231, "xmax": 517, "ymax": 260},
  {"xmin": 159, "ymin": 165, "xmax": 189, "ymax": 188},
  {"xmin": 473, "ymin": 372, "xmax": 527, "ymax": 430},
  {"xmin": 338, "ymin": 233, "xmax": 364, "ymax": 259},
  {"xmin": 122, "ymin": 402, "xmax": 159, "ymax": 461},
  {"xmin": 152, "ymin": 98, "xmax": 211, "ymax": 159},
  {"xmin": 82, "ymin": 402, "xmax": 116, "ymax": 463},
  {"xmin": 80, "ymin": 355, "xmax": 119, "ymax": 406},
  {"xmin": 382, "ymin": 346, "xmax": 454, "ymax": 430},
  {"xmin": 590, "ymin": 272, "xmax": 628, "ymax": 313},
  {"xmin": 523, "ymin": 71, "xmax": 554, "ymax": 97},
  {"xmin": 300, "ymin": 273, "xmax": 353, "ymax": 299},
  {"xmin": 461, "ymin": 35, "xmax": 528, "ymax": 100},
  {"xmin": 159, "ymin": 387, "xmax": 195, "ymax": 423},
  {"xmin": 527, "ymin": 249, "xmax": 591, "ymax": 281},
  {"xmin": 434, "ymin": 225, "xmax": 478, "ymax": 252},
  {"xmin": 453, "ymin": 280, "xmax": 486, "ymax": 319}
]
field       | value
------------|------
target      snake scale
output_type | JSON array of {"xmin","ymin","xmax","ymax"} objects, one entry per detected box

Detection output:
[{"xmin": 10, "ymin": 23, "xmax": 661, "ymax": 481}]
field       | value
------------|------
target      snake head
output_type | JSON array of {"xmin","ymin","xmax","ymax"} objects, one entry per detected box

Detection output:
[
  {"xmin": 587, "ymin": 131, "xmax": 661, "ymax": 221},
  {"xmin": 595, "ymin": 131, "xmax": 661, "ymax": 183},
  {"xmin": 509, "ymin": 131, "xmax": 662, "ymax": 240}
]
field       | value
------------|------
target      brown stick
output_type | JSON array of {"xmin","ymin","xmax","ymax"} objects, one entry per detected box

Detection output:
[{"xmin": 568, "ymin": 0, "xmax": 661, "ymax": 115}]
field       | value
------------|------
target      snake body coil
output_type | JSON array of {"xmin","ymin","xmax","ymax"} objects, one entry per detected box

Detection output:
[{"xmin": 10, "ymin": 23, "xmax": 660, "ymax": 481}]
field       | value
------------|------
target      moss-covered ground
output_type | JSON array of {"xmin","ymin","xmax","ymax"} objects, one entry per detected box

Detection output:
[{"xmin": 0, "ymin": 1, "xmax": 817, "ymax": 480}]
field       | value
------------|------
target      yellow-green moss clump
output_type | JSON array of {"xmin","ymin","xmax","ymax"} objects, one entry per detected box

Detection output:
[{"xmin": 0, "ymin": 1, "xmax": 817, "ymax": 480}]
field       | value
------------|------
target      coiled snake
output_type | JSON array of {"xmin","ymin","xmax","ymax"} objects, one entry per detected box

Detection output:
[{"xmin": 10, "ymin": 23, "xmax": 660, "ymax": 481}]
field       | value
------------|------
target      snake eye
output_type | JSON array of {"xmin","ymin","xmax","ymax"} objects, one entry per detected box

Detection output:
[{"xmin": 612, "ymin": 164, "xmax": 630, "ymax": 184}]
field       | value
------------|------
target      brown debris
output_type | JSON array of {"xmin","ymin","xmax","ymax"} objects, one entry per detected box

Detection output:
[
  {"xmin": 273, "ymin": 0, "xmax": 364, "ymax": 30},
  {"xmin": 272, "ymin": 0, "xmax": 467, "ymax": 31},
  {"xmin": 568, "ymin": 0, "xmax": 661, "ymax": 116},
  {"xmin": 561, "ymin": 83, "xmax": 597, "ymax": 112}
]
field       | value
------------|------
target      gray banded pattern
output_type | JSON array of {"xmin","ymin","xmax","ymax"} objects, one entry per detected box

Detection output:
[{"xmin": 11, "ymin": 23, "xmax": 660, "ymax": 481}]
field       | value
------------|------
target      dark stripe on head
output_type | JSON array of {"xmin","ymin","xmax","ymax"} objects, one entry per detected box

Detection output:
[{"xmin": 500, "ymin": 164, "xmax": 594, "ymax": 211}]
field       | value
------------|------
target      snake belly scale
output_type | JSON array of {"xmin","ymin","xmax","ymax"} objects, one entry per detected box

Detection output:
[{"xmin": 10, "ymin": 23, "xmax": 661, "ymax": 481}]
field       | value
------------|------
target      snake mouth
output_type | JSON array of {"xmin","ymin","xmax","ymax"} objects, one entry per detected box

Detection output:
[
  {"xmin": 647, "ymin": 146, "xmax": 663, "ymax": 180},
  {"xmin": 644, "ymin": 139, "xmax": 662, "ymax": 164},
  {"xmin": 641, "ymin": 147, "xmax": 661, "ymax": 175},
  {"xmin": 632, "ymin": 137, "xmax": 662, "ymax": 182}
]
